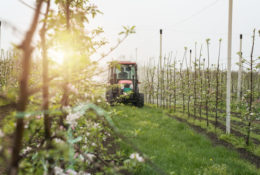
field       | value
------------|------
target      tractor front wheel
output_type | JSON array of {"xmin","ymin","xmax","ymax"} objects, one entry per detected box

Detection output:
[
  {"xmin": 134, "ymin": 93, "xmax": 144, "ymax": 107},
  {"xmin": 106, "ymin": 89, "xmax": 114, "ymax": 105}
]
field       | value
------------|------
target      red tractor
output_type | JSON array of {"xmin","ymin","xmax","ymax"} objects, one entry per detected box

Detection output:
[{"xmin": 106, "ymin": 61, "xmax": 144, "ymax": 107}]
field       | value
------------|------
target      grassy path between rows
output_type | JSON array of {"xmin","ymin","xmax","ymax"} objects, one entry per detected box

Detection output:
[{"xmin": 112, "ymin": 105, "xmax": 259, "ymax": 175}]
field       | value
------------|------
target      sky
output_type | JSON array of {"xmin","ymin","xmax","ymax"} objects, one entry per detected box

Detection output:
[{"xmin": 1, "ymin": 0, "xmax": 260, "ymax": 70}]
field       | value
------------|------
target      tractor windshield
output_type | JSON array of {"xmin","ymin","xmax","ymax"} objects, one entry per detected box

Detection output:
[{"xmin": 116, "ymin": 64, "xmax": 135, "ymax": 80}]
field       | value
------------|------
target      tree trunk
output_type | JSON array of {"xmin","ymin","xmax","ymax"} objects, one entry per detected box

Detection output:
[{"xmin": 8, "ymin": 1, "xmax": 44, "ymax": 174}]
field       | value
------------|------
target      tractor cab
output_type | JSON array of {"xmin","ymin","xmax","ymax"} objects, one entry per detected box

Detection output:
[
  {"xmin": 106, "ymin": 61, "xmax": 144, "ymax": 107},
  {"xmin": 108, "ymin": 61, "xmax": 138, "ymax": 93}
]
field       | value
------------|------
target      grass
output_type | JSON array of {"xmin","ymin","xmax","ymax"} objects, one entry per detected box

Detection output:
[
  {"xmin": 172, "ymin": 107, "xmax": 260, "ymax": 156},
  {"xmin": 112, "ymin": 105, "xmax": 259, "ymax": 175},
  {"xmin": 176, "ymin": 104, "xmax": 260, "ymax": 142}
]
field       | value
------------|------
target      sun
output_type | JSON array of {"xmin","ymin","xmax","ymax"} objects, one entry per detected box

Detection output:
[{"xmin": 48, "ymin": 48, "xmax": 65, "ymax": 65}]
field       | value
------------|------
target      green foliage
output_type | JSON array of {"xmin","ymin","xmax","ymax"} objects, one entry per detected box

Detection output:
[
  {"xmin": 119, "ymin": 26, "xmax": 136, "ymax": 36},
  {"xmin": 0, "ymin": 0, "xmax": 136, "ymax": 174}
]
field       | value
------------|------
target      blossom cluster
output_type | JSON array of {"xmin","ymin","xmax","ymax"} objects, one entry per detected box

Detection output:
[
  {"xmin": 54, "ymin": 167, "xmax": 91, "ymax": 175},
  {"xmin": 129, "ymin": 152, "xmax": 144, "ymax": 162}
]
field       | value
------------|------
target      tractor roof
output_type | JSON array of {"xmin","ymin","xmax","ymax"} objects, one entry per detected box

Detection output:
[
  {"xmin": 118, "ymin": 61, "xmax": 136, "ymax": 65},
  {"xmin": 108, "ymin": 61, "xmax": 137, "ymax": 67}
]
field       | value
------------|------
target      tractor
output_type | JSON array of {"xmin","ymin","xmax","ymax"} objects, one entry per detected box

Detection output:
[{"xmin": 106, "ymin": 61, "xmax": 144, "ymax": 107}]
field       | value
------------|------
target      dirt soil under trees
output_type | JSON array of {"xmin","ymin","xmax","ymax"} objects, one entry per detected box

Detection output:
[{"xmin": 189, "ymin": 112, "xmax": 260, "ymax": 145}]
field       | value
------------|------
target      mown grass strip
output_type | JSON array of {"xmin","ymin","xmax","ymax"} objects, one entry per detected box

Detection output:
[
  {"xmin": 112, "ymin": 105, "xmax": 259, "ymax": 175},
  {"xmin": 169, "ymin": 112, "xmax": 260, "ymax": 168}
]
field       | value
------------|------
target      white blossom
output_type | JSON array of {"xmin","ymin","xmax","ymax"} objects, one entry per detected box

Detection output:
[
  {"xmin": 68, "ymin": 84, "xmax": 78, "ymax": 94},
  {"xmin": 62, "ymin": 106, "xmax": 72, "ymax": 113},
  {"xmin": 22, "ymin": 146, "xmax": 32, "ymax": 154},
  {"xmin": 92, "ymin": 123, "xmax": 100, "ymax": 129},
  {"xmin": 130, "ymin": 153, "xmax": 144, "ymax": 162},
  {"xmin": 83, "ymin": 137, "xmax": 88, "ymax": 144},
  {"xmin": 54, "ymin": 138, "xmax": 65, "ymax": 144},
  {"xmin": 24, "ymin": 123, "xmax": 29, "ymax": 129},
  {"xmin": 79, "ymin": 154, "xmax": 84, "ymax": 161},
  {"xmin": 86, "ymin": 153, "xmax": 95, "ymax": 162},
  {"xmin": 54, "ymin": 167, "xmax": 90, "ymax": 175},
  {"xmin": 0, "ymin": 129, "xmax": 4, "ymax": 138},
  {"xmin": 66, "ymin": 112, "xmax": 82, "ymax": 127},
  {"xmin": 36, "ymin": 114, "xmax": 43, "ymax": 119},
  {"xmin": 103, "ymin": 136, "xmax": 107, "ymax": 141},
  {"xmin": 79, "ymin": 172, "xmax": 91, "ymax": 175},
  {"xmin": 54, "ymin": 166, "xmax": 64, "ymax": 175},
  {"xmin": 66, "ymin": 169, "xmax": 77, "ymax": 175}
]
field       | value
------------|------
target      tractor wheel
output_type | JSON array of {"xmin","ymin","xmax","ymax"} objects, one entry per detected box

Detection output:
[
  {"xmin": 106, "ymin": 90, "xmax": 114, "ymax": 105},
  {"xmin": 135, "ymin": 93, "xmax": 144, "ymax": 107}
]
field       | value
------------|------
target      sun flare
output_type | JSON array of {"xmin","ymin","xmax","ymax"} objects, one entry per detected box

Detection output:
[{"xmin": 48, "ymin": 49, "xmax": 65, "ymax": 65}]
